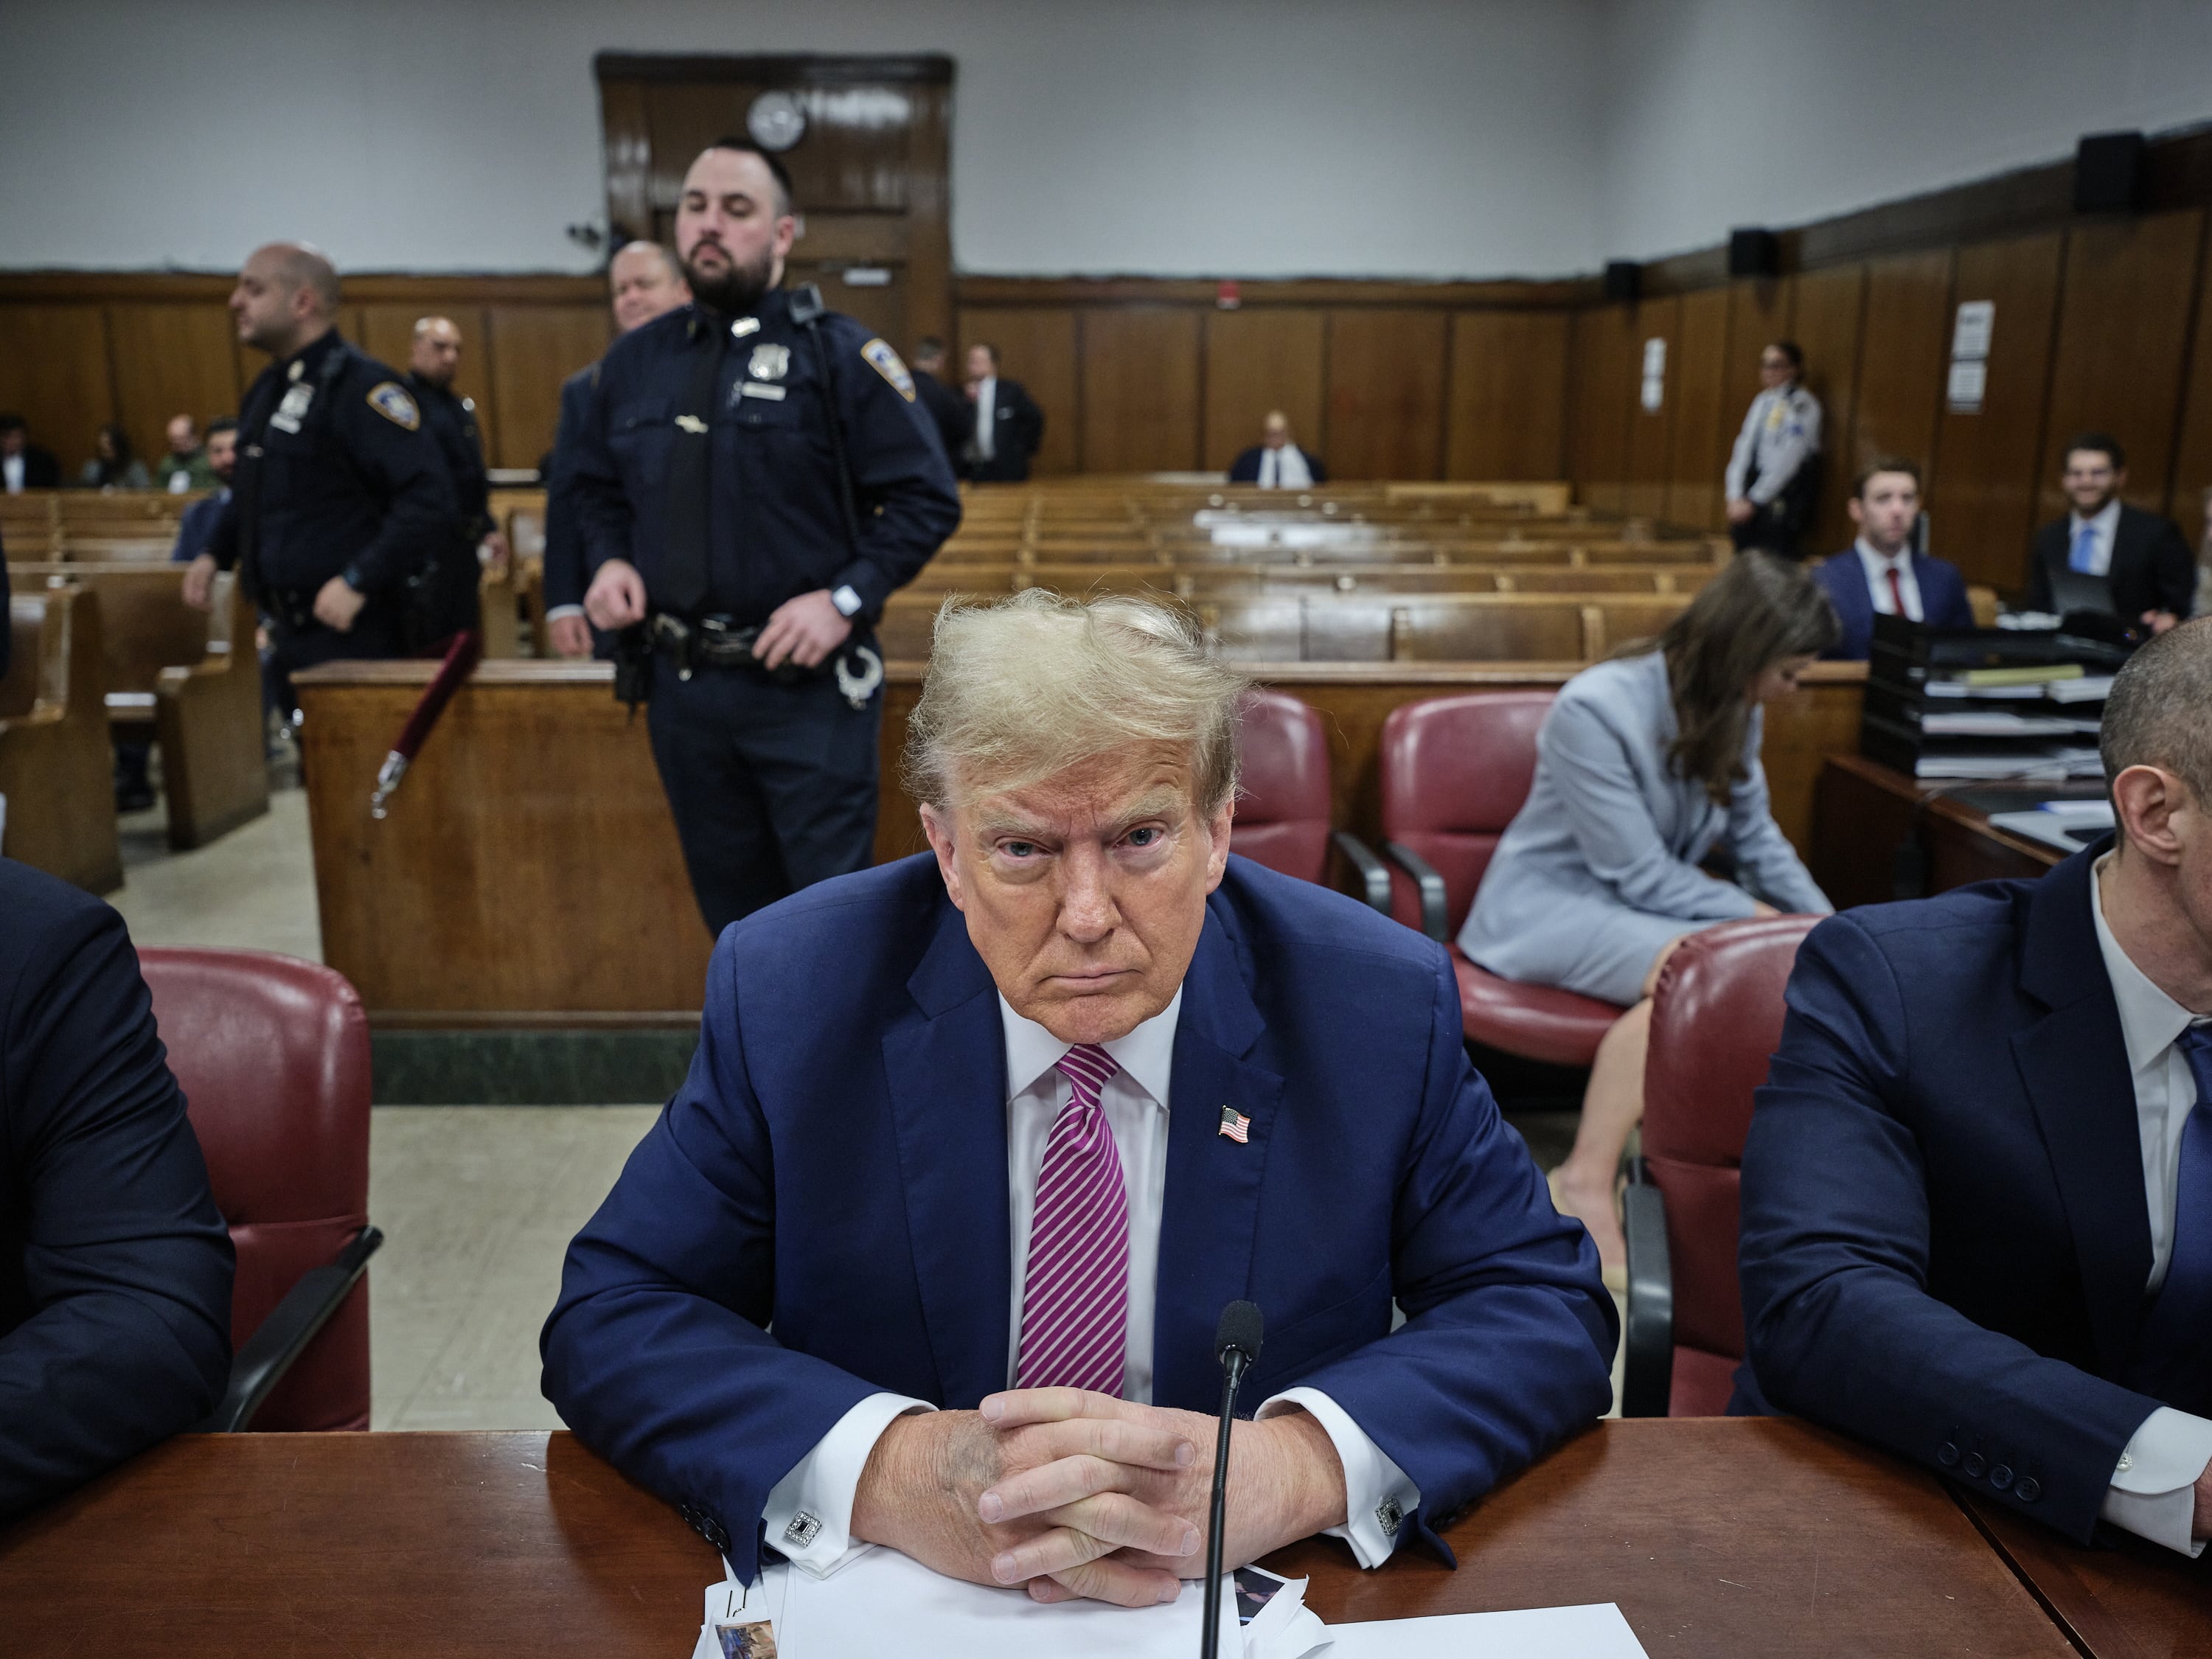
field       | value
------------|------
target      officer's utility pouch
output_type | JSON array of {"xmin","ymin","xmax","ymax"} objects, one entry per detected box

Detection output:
[{"xmin": 613, "ymin": 623, "xmax": 655, "ymax": 712}]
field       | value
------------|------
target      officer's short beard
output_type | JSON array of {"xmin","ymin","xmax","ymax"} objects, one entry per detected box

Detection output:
[{"xmin": 684, "ymin": 240, "xmax": 778, "ymax": 316}]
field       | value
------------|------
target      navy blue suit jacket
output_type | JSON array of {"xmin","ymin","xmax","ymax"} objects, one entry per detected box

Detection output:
[
  {"xmin": 0, "ymin": 859, "xmax": 232, "ymax": 1520},
  {"xmin": 1809, "ymin": 548, "xmax": 1976, "ymax": 659},
  {"xmin": 541, "ymin": 365, "xmax": 595, "ymax": 617},
  {"xmin": 1739, "ymin": 842, "xmax": 2198, "ymax": 1543},
  {"xmin": 1228, "ymin": 446, "xmax": 1328, "ymax": 485},
  {"xmin": 543, "ymin": 855, "xmax": 1615, "ymax": 1579}
]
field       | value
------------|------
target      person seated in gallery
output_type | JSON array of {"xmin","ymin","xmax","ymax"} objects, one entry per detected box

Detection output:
[
  {"xmin": 1740, "ymin": 619, "xmax": 2212, "ymax": 1555},
  {"xmin": 543, "ymin": 590, "xmax": 1615, "ymax": 1604},
  {"xmin": 1809, "ymin": 459, "xmax": 1975, "ymax": 659},
  {"xmin": 1455, "ymin": 553, "xmax": 1838, "ymax": 1276},
  {"xmin": 2025, "ymin": 433, "xmax": 2194, "ymax": 636},
  {"xmin": 1228, "ymin": 411, "xmax": 1326, "ymax": 488}
]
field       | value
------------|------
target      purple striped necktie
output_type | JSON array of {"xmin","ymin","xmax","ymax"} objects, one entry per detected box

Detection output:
[{"xmin": 1014, "ymin": 1043, "xmax": 1129, "ymax": 1396}]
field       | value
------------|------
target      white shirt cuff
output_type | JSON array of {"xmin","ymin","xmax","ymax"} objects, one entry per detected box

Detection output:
[
  {"xmin": 543, "ymin": 604, "xmax": 585, "ymax": 622},
  {"xmin": 1258, "ymin": 1386, "xmax": 1419, "ymax": 1568},
  {"xmin": 761, "ymin": 1391, "xmax": 935, "ymax": 1579},
  {"xmin": 2101, "ymin": 1407, "xmax": 2212, "ymax": 1557}
]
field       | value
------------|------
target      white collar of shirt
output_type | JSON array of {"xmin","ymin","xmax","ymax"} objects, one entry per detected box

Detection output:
[
  {"xmin": 999, "ymin": 986, "xmax": 1180, "ymax": 1109},
  {"xmin": 1260, "ymin": 445, "xmax": 1312, "ymax": 489},
  {"xmin": 1, "ymin": 453, "xmax": 21, "ymax": 492},
  {"xmin": 2071, "ymin": 498, "xmax": 2122, "ymax": 539},
  {"xmin": 2090, "ymin": 853, "xmax": 2198, "ymax": 1076},
  {"xmin": 1854, "ymin": 537, "xmax": 1921, "ymax": 619}
]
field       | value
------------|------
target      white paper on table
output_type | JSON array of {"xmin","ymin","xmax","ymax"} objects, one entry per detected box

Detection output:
[
  {"xmin": 689, "ymin": 1567, "xmax": 790, "ymax": 1659},
  {"xmin": 1237, "ymin": 1566, "xmax": 1326, "ymax": 1659},
  {"xmin": 1320, "ymin": 1602, "xmax": 1646, "ymax": 1658},
  {"xmin": 773, "ymin": 1545, "xmax": 1238, "ymax": 1659}
]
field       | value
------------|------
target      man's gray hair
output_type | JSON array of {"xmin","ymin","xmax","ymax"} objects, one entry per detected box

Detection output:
[
  {"xmin": 905, "ymin": 590, "xmax": 1249, "ymax": 815},
  {"xmin": 2101, "ymin": 616, "xmax": 2212, "ymax": 803}
]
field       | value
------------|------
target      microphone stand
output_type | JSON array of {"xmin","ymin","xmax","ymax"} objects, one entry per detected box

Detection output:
[{"xmin": 1200, "ymin": 1302, "xmax": 1263, "ymax": 1659}]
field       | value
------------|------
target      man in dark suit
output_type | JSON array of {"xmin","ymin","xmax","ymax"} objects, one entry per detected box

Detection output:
[
  {"xmin": 1228, "ymin": 411, "xmax": 1327, "ymax": 487},
  {"xmin": 540, "ymin": 240, "xmax": 689, "ymax": 658},
  {"xmin": 959, "ymin": 342, "xmax": 1044, "ymax": 482},
  {"xmin": 1809, "ymin": 459, "xmax": 1975, "ymax": 658},
  {"xmin": 1740, "ymin": 617, "xmax": 2212, "ymax": 1554},
  {"xmin": 908, "ymin": 338, "xmax": 969, "ymax": 467},
  {"xmin": 1, "ymin": 415, "xmax": 62, "ymax": 493},
  {"xmin": 1, "ymin": 859, "xmax": 234, "ymax": 1521},
  {"xmin": 543, "ymin": 591, "xmax": 1614, "ymax": 1604},
  {"xmin": 2026, "ymin": 433, "xmax": 2194, "ymax": 633}
]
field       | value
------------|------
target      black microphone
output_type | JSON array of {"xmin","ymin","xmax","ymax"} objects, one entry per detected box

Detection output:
[{"xmin": 1200, "ymin": 1300, "xmax": 1264, "ymax": 1659}]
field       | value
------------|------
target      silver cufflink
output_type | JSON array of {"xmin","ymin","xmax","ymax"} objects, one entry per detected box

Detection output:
[
  {"xmin": 782, "ymin": 1511, "xmax": 824, "ymax": 1548},
  {"xmin": 1375, "ymin": 1498, "xmax": 1403, "ymax": 1538}
]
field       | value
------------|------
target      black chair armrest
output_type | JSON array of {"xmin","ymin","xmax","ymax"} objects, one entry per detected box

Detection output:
[
  {"xmin": 1330, "ymin": 831, "xmax": 1393, "ymax": 914},
  {"xmin": 197, "ymin": 1223, "xmax": 383, "ymax": 1433},
  {"xmin": 1619, "ymin": 1172, "xmax": 1674, "ymax": 1419},
  {"xmin": 1382, "ymin": 841, "xmax": 1450, "ymax": 942}
]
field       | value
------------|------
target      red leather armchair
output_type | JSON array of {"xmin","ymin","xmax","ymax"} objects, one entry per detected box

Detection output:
[
  {"xmin": 140, "ymin": 948, "xmax": 380, "ymax": 1432},
  {"xmin": 1231, "ymin": 687, "xmax": 1389, "ymax": 908},
  {"xmin": 1374, "ymin": 692, "xmax": 1624, "ymax": 1065},
  {"xmin": 1619, "ymin": 914, "xmax": 1819, "ymax": 1416}
]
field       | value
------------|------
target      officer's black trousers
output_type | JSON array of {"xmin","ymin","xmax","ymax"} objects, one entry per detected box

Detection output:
[
  {"xmin": 265, "ymin": 608, "xmax": 403, "ymax": 721},
  {"xmin": 645, "ymin": 662, "xmax": 883, "ymax": 938}
]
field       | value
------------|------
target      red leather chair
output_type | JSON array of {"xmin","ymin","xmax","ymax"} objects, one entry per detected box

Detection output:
[
  {"xmin": 1231, "ymin": 688, "xmax": 1389, "ymax": 908},
  {"xmin": 1619, "ymin": 914, "xmax": 1820, "ymax": 1416},
  {"xmin": 140, "ymin": 948, "xmax": 380, "ymax": 1432},
  {"xmin": 1374, "ymin": 692, "xmax": 1624, "ymax": 1065}
]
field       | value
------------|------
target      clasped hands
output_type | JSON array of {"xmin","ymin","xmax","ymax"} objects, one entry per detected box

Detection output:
[{"xmin": 849, "ymin": 1388, "xmax": 1347, "ymax": 1609}]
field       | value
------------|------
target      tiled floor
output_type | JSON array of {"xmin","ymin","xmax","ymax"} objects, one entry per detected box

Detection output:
[{"xmin": 108, "ymin": 785, "xmax": 324, "ymax": 961}]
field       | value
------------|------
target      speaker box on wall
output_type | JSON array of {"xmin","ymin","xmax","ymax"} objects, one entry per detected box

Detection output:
[
  {"xmin": 1602, "ymin": 261, "xmax": 1641, "ymax": 302},
  {"xmin": 2075, "ymin": 131, "xmax": 2146, "ymax": 213},
  {"xmin": 1728, "ymin": 229, "xmax": 1781, "ymax": 278}
]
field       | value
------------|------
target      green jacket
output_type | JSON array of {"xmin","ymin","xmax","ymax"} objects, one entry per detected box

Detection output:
[{"xmin": 152, "ymin": 449, "xmax": 221, "ymax": 493}]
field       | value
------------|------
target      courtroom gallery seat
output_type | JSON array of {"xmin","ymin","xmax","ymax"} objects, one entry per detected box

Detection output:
[
  {"xmin": 140, "ymin": 949, "xmax": 383, "ymax": 1432},
  {"xmin": 1228, "ymin": 687, "xmax": 1388, "ymax": 908},
  {"xmin": 1618, "ymin": 914, "xmax": 1820, "ymax": 1418},
  {"xmin": 1374, "ymin": 692, "xmax": 1624, "ymax": 1066}
]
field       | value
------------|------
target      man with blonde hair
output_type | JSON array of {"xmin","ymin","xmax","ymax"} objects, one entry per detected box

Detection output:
[{"xmin": 545, "ymin": 591, "xmax": 1615, "ymax": 1604}]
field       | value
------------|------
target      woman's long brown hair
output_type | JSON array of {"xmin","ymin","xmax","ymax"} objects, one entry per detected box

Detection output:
[{"xmin": 1612, "ymin": 552, "xmax": 1840, "ymax": 803}]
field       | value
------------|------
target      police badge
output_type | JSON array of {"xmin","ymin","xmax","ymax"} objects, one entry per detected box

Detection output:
[
  {"xmin": 748, "ymin": 343, "xmax": 790, "ymax": 381},
  {"xmin": 366, "ymin": 381, "xmax": 422, "ymax": 431}
]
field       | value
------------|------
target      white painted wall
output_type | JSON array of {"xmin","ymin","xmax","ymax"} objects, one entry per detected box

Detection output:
[
  {"xmin": 1593, "ymin": 0, "xmax": 2212, "ymax": 262},
  {"xmin": 0, "ymin": 0, "xmax": 1607, "ymax": 278},
  {"xmin": 2, "ymin": 0, "xmax": 2208, "ymax": 279}
]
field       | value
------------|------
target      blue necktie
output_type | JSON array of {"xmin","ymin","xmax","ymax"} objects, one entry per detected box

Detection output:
[
  {"xmin": 2068, "ymin": 522, "xmax": 2099, "ymax": 574},
  {"xmin": 2128, "ymin": 1025, "xmax": 2212, "ymax": 1405}
]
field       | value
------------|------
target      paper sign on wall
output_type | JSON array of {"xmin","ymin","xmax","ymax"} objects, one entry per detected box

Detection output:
[
  {"xmin": 1947, "ymin": 358, "xmax": 1987, "ymax": 412},
  {"xmin": 1640, "ymin": 337, "xmax": 1666, "ymax": 411},
  {"xmin": 1951, "ymin": 300, "xmax": 1994, "ymax": 361}
]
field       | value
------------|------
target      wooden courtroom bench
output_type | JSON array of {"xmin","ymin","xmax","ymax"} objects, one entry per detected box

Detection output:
[
  {"xmin": 0, "ymin": 584, "xmax": 122, "ymax": 893},
  {"xmin": 14, "ymin": 563, "xmax": 269, "ymax": 849},
  {"xmin": 291, "ymin": 656, "xmax": 1864, "ymax": 1026}
]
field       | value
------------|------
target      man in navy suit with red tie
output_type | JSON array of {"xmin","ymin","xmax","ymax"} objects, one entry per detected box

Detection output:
[
  {"xmin": 1808, "ymin": 459, "xmax": 1975, "ymax": 659},
  {"xmin": 1741, "ymin": 618, "xmax": 2212, "ymax": 1553},
  {"xmin": 543, "ymin": 591, "xmax": 1615, "ymax": 1605}
]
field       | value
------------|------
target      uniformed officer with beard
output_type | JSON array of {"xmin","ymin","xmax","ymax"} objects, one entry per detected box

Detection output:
[{"xmin": 571, "ymin": 139, "xmax": 961, "ymax": 935}]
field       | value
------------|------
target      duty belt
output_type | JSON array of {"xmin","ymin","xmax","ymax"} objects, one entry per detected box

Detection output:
[
  {"xmin": 647, "ymin": 612, "xmax": 886, "ymax": 709},
  {"xmin": 263, "ymin": 586, "xmax": 321, "ymax": 635}
]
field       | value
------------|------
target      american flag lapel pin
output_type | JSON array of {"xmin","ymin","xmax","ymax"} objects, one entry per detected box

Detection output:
[{"xmin": 1218, "ymin": 1105, "xmax": 1251, "ymax": 1143}]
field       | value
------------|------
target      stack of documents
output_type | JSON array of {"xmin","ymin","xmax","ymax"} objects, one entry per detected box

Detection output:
[{"xmin": 690, "ymin": 1551, "xmax": 1651, "ymax": 1658}]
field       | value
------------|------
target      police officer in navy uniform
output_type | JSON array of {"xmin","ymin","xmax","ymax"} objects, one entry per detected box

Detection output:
[
  {"xmin": 182, "ymin": 243, "xmax": 456, "ymax": 716},
  {"xmin": 404, "ymin": 314, "xmax": 506, "ymax": 639},
  {"xmin": 573, "ymin": 139, "xmax": 961, "ymax": 936}
]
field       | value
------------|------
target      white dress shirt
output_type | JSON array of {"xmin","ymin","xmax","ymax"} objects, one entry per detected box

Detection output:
[
  {"xmin": 969, "ymin": 377, "xmax": 997, "ymax": 461},
  {"xmin": 2069, "ymin": 498, "xmax": 2123, "ymax": 577},
  {"xmin": 1256, "ymin": 445, "xmax": 1312, "ymax": 490},
  {"xmin": 1853, "ymin": 538, "xmax": 1923, "ymax": 622},
  {"xmin": 761, "ymin": 990, "xmax": 1419, "ymax": 1579},
  {"xmin": 2090, "ymin": 855, "xmax": 2212, "ymax": 1556},
  {"xmin": 2, "ymin": 453, "xmax": 23, "ymax": 494}
]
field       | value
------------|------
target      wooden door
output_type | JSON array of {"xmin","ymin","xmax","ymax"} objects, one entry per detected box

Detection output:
[{"xmin": 597, "ymin": 54, "xmax": 953, "ymax": 355}]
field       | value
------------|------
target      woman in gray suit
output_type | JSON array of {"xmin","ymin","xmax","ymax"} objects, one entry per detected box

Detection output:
[{"xmin": 1458, "ymin": 553, "xmax": 1838, "ymax": 1273}]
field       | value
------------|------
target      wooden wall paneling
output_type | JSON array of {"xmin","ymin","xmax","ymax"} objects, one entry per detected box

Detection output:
[
  {"xmin": 1446, "ymin": 310, "xmax": 1568, "ymax": 481},
  {"xmin": 358, "ymin": 303, "xmax": 498, "ymax": 465},
  {"xmin": 103, "ymin": 303, "xmax": 243, "ymax": 469},
  {"xmin": 1569, "ymin": 304, "xmax": 1634, "ymax": 512},
  {"xmin": 2037, "ymin": 209, "xmax": 2207, "ymax": 521},
  {"xmin": 1928, "ymin": 232, "xmax": 2065, "ymax": 592},
  {"xmin": 1079, "ymin": 307, "xmax": 1203, "ymax": 473},
  {"xmin": 2167, "ymin": 218, "xmax": 2212, "ymax": 554},
  {"xmin": 1787, "ymin": 265, "xmax": 1868, "ymax": 555},
  {"xmin": 484, "ymin": 306, "xmax": 612, "ymax": 471},
  {"xmin": 1324, "ymin": 310, "xmax": 1448, "ymax": 481},
  {"xmin": 1850, "ymin": 250, "xmax": 1954, "ymax": 505},
  {"xmin": 1203, "ymin": 308, "xmax": 1325, "ymax": 473},
  {"xmin": 1623, "ymin": 296, "xmax": 1681, "ymax": 521},
  {"xmin": 956, "ymin": 306, "xmax": 1079, "ymax": 476},
  {"xmin": 0, "ymin": 305, "xmax": 114, "ymax": 476},
  {"xmin": 1666, "ymin": 286, "xmax": 1732, "ymax": 529}
]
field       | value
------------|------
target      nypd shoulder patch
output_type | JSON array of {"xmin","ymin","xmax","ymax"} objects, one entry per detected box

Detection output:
[
  {"xmin": 366, "ymin": 381, "xmax": 421, "ymax": 431},
  {"xmin": 860, "ymin": 338, "xmax": 916, "ymax": 403}
]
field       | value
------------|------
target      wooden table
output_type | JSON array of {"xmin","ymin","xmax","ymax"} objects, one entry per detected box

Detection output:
[
  {"xmin": 1965, "ymin": 1492, "xmax": 2212, "ymax": 1658},
  {"xmin": 0, "ymin": 1420, "xmax": 2074, "ymax": 1657},
  {"xmin": 1810, "ymin": 753, "xmax": 2079, "ymax": 911}
]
